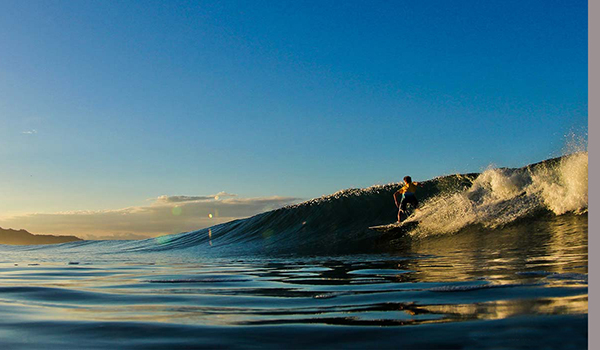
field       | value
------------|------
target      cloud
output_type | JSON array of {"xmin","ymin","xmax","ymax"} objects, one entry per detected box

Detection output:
[
  {"xmin": 21, "ymin": 129, "xmax": 38, "ymax": 135},
  {"xmin": 154, "ymin": 192, "xmax": 237, "ymax": 203},
  {"xmin": 87, "ymin": 232, "xmax": 153, "ymax": 241},
  {"xmin": 0, "ymin": 194, "xmax": 302, "ymax": 240}
]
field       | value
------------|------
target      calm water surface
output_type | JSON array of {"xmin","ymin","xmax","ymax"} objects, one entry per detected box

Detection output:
[{"xmin": 0, "ymin": 215, "xmax": 587, "ymax": 349}]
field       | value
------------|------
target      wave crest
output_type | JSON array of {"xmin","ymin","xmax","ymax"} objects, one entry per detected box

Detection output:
[{"xmin": 410, "ymin": 152, "xmax": 588, "ymax": 236}]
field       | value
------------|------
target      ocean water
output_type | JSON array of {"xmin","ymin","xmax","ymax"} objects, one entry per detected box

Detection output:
[{"xmin": 0, "ymin": 153, "xmax": 588, "ymax": 349}]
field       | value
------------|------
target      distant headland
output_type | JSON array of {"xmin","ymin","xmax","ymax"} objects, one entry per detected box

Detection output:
[{"xmin": 0, "ymin": 227, "xmax": 82, "ymax": 245}]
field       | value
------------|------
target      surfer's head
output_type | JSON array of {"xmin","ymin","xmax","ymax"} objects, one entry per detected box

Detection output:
[{"xmin": 403, "ymin": 176, "xmax": 412, "ymax": 184}]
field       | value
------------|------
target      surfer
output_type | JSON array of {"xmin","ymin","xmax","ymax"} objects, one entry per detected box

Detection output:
[{"xmin": 393, "ymin": 176, "xmax": 420, "ymax": 223}]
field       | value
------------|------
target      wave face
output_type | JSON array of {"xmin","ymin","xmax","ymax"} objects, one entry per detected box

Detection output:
[{"xmin": 125, "ymin": 152, "xmax": 587, "ymax": 255}]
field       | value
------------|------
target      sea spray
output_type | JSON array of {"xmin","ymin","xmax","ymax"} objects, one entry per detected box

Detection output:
[
  {"xmin": 410, "ymin": 152, "xmax": 588, "ymax": 236},
  {"xmin": 530, "ymin": 152, "xmax": 588, "ymax": 215}
]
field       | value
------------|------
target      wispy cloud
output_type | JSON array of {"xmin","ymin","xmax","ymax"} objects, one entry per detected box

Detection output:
[
  {"xmin": 0, "ymin": 194, "xmax": 302, "ymax": 240},
  {"xmin": 87, "ymin": 232, "xmax": 153, "ymax": 241},
  {"xmin": 154, "ymin": 192, "xmax": 237, "ymax": 203},
  {"xmin": 21, "ymin": 129, "xmax": 38, "ymax": 135}
]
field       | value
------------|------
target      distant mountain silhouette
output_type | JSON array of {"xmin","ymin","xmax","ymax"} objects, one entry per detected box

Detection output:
[{"xmin": 0, "ymin": 227, "xmax": 82, "ymax": 245}]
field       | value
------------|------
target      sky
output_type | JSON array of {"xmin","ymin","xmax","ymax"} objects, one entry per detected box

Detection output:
[{"xmin": 0, "ymin": 0, "xmax": 588, "ymax": 239}]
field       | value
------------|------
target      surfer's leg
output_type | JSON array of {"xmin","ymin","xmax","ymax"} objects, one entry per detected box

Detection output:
[
  {"xmin": 398, "ymin": 196, "xmax": 408, "ymax": 222},
  {"xmin": 412, "ymin": 197, "xmax": 420, "ymax": 211}
]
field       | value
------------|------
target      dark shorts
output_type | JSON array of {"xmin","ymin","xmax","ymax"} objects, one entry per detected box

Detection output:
[{"xmin": 400, "ymin": 192, "xmax": 418, "ymax": 211}]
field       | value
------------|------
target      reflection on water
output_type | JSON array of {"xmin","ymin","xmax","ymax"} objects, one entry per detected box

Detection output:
[
  {"xmin": 0, "ymin": 214, "xmax": 588, "ymax": 349},
  {"xmin": 407, "ymin": 214, "xmax": 587, "ymax": 283}
]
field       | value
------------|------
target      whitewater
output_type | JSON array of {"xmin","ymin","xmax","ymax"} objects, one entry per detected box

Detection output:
[{"xmin": 0, "ymin": 153, "xmax": 588, "ymax": 349}]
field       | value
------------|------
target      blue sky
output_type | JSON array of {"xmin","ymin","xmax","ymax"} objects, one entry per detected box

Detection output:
[{"xmin": 0, "ymin": 1, "xmax": 587, "ymax": 237}]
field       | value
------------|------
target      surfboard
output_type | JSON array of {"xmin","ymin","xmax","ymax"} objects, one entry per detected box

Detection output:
[
  {"xmin": 370, "ymin": 206, "xmax": 418, "ymax": 233},
  {"xmin": 369, "ymin": 221, "xmax": 418, "ymax": 233}
]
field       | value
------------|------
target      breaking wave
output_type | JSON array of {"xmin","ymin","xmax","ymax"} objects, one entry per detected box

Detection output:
[
  {"xmin": 5, "ymin": 153, "xmax": 587, "ymax": 256},
  {"xmin": 129, "ymin": 152, "xmax": 587, "ymax": 255},
  {"xmin": 408, "ymin": 152, "xmax": 588, "ymax": 236}
]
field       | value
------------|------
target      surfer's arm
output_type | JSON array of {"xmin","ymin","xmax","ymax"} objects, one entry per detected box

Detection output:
[{"xmin": 393, "ymin": 191, "xmax": 401, "ymax": 207}]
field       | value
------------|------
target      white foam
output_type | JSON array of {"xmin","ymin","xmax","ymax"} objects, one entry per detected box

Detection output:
[
  {"xmin": 409, "ymin": 152, "xmax": 588, "ymax": 236},
  {"xmin": 530, "ymin": 152, "xmax": 588, "ymax": 215}
]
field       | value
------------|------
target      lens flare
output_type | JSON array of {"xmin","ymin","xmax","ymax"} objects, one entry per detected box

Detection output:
[{"xmin": 155, "ymin": 235, "xmax": 171, "ymax": 245}]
